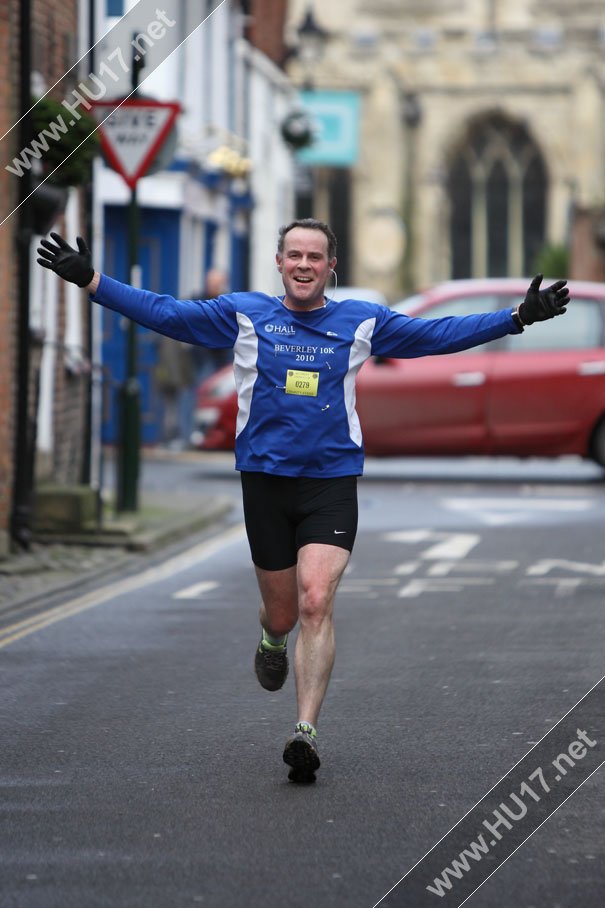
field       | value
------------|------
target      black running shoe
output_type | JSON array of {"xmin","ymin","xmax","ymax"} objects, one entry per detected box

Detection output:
[
  {"xmin": 254, "ymin": 639, "xmax": 289, "ymax": 691},
  {"xmin": 283, "ymin": 722, "xmax": 320, "ymax": 783}
]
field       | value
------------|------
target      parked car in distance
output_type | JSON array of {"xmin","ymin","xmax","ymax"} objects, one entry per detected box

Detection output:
[
  {"xmin": 190, "ymin": 366, "xmax": 237, "ymax": 451},
  {"xmin": 192, "ymin": 278, "xmax": 605, "ymax": 467}
]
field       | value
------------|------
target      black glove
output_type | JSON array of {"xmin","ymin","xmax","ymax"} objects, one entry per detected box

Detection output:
[
  {"xmin": 518, "ymin": 274, "xmax": 569, "ymax": 325},
  {"xmin": 36, "ymin": 232, "xmax": 95, "ymax": 288}
]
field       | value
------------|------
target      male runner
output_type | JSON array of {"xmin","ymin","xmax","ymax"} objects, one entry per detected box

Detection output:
[{"xmin": 37, "ymin": 219, "xmax": 569, "ymax": 782}]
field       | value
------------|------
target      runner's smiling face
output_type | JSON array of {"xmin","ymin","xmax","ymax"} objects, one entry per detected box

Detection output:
[{"xmin": 277, "ymin": 227, "xmax": 337, "ymax": 311}]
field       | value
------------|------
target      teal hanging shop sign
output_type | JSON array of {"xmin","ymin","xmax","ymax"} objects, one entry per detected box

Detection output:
[{"xmin": 296, "ymin": 91, "xmax": 361, "ymax": 167}]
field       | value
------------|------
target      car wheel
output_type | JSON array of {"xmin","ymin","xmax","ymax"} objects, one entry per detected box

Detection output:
[{"xmin": 589, "ymin": 417, "xmax": 605, "ymax": 467}]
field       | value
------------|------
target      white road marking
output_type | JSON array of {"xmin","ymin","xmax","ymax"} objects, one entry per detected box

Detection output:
[
  {"xmin": 385, "ymin": 530, "xmax": 481, "ymax": 560},
  {"xmin": 173, "ymin": 580, "xmax": 220, "ymax": 599},
  {"xmin": 0, "ymin": 523, "xmax": 246, "ymax": 649},
  {"xmin": 426, "ymin": 560, "xmax": 518, "ymax": 577},
  {"xmin": 442, "ymin": 497, "xmax": 593, "ymax": 526},
  {"xmin": 523, "ymin": 579, "xmax": 584, "ymax": 597},
  {"xmin": 339, "ymin": 578, "xmax": 400, "ymax": 596},
  {"xmin": 527, "ymin": 559, "xmax": 605, "ymax": 577},
  {"xmin": 384, "ymin": 529, "xmax": 434, "ymax": 544},
  {"xmin": 445, "ymin": 497, "xmax": 592, "ymax": 511},
  {"xmin": 394, "ymin": 562, "xmax": 421, "ymax": 576},
  {"xmin": 398, "ymin": 578, "xmax": 494, "ymax": 598},
  {"xmin": 422, "ymin": 534, "xmax": 481, "ymax": 560},
  {"xmin": 384, "ymin": 523, "xmax": 605, "ymax": 597},
  {"xmin": 338, "ymin": 589, "xmax": 383, "ymax": 598}
]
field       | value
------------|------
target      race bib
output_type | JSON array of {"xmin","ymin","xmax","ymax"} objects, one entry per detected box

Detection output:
[{"xmin": 285, "ymin": 370, "xmax": 319, "ymax": 397}]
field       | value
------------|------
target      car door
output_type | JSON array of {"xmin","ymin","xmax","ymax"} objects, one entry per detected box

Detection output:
[
  {"xmin": 487, "ymin": 295, "xmax": 605, "ymax": 456},
  {"xmin": 356, "ymin": 294, "xmax": 502, "ymax": 455}
]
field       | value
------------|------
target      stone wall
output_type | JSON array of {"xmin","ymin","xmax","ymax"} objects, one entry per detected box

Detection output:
[
  {"xmin": 570, "ymin": 208, "xmax": 605, "ymax": 283},
  {"xmin": 286, "ymin": 0, "xmax": 605, "ymax": 297}
]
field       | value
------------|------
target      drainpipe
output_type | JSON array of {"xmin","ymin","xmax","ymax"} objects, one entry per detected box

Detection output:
[
  {"xmin": 11, "ymin": 0, "xmax": 34, "ymax": 548},
  {"xmin": 81, "ymin": 0, "xmax": 96, "ymax": 488}
]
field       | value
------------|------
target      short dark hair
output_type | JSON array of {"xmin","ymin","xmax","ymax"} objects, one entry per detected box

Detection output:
[{"xmin": 277, "ymin": 218, "xmax": 337, "ymax": 260}]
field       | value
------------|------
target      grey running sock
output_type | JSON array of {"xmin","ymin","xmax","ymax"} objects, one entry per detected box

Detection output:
[{"xmin": 262, "ymin": 629, "xmax": 287, "ymax": 649}]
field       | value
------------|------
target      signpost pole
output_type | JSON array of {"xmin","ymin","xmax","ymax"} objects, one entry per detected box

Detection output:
[
  {"xmin": 90, "ymin": 86, "xmax": 181, "ymax": 513},
  {"xmin": 116, "ymin": 42, "xmax": 143, "ymax": 512},
  {"xmin": 116, "ymin": 180, "xmax": 141, "ymax": 512}
]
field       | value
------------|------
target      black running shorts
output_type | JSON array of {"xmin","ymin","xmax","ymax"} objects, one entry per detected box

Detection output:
[{"xmin": 240, "ymin": 472, "xmax": 358, "ymax": 571}]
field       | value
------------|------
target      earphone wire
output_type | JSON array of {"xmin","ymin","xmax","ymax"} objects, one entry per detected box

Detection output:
[{"xmin": 326, "ymin": 269, "xmax": 338, "ymax": 302}]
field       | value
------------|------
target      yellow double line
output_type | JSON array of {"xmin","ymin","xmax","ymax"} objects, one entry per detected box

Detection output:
[{"xmin": 0, "ymin": 524, "xmax": 245, "ymax": 650}]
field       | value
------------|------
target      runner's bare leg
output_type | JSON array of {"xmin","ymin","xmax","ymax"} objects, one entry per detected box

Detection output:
[{"xmin": 293, "ymin": 543, "xmax": 350, "ymax": 727}]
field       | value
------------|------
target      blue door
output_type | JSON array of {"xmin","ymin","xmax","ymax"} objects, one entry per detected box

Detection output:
[{"xmin": 101, "ymin": 206, "xmax": 180, "ymax": 444}]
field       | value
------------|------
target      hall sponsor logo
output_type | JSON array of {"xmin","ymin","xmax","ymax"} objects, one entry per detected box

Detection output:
[{"xmin": 264, "ymin": 323, "xmax": 295, "ymax": 335}]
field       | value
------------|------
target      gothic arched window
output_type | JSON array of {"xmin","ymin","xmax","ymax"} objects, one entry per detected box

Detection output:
[{"xmin": 447, "ymin": 114, "xmax": 547, "ymax": 278}]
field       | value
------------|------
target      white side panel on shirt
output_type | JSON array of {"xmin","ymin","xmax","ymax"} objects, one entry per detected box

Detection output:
[
  {"xmin": 233, "ymin": 312, "xmax": 259, "ymax": 437},
  {"xmin": 344, "ymin": 317, "xmax": 376, "ymax": 447}
]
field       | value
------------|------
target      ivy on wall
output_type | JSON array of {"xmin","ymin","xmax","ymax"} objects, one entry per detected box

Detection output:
[{"xmin": 30, "ymin": 96, "xmax": 100, "ymax": 187}]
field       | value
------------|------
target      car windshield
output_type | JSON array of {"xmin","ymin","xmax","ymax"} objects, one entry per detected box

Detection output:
[
  {"xmin": 391, "ymin": 294, "xmax": 425, "ymax": 314},
  {"xmin": 391, "ymin": 292, "xmax": 517, "ymax": 353},
  {"xmin": 506, "ymin": 296, "xmax": 604, "ymax": 351}
]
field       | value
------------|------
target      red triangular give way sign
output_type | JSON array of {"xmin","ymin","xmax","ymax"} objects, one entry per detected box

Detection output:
[{"xmin": 90, "ymin": 98, "xmax": 181, "ymax": 189}]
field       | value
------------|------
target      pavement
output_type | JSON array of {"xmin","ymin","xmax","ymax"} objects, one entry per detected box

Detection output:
[{"xmin": 0, "ymin": 448, "xmax": 234, "ymax": 615}]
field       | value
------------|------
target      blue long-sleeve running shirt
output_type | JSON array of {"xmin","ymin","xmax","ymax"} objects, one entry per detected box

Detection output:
[{"xmin": 92, "ymin": 276, "xmax": 521, "ymax": 477}]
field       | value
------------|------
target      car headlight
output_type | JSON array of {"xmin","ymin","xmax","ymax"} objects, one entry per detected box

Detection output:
[
  {"xmin": 194, "ymin": 407, "xmax": 221, "ymax": 427},
  {"xmin": 208, "ymin": 370, "xmax": 237, "ymax": 398}
]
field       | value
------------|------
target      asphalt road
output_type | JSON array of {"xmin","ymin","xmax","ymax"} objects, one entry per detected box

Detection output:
[{"xmin": 2, "ymin": 455, "xmax": 604, "ymax": 908}]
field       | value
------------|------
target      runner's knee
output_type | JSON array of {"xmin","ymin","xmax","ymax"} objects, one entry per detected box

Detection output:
[
  {"xmin": 298, "ymin": 585, "xmax": 333, "ymax": 626},
  {"xmin": 261, "ymin": 609, "xmax": 297, "ymax": 636}
]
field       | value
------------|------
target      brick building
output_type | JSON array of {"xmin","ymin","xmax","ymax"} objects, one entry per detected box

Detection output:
[
  {"xmin": 0, "ymin": 0, "xmax": 93, "ymax": 554},
  {"xmin": 0, "ymin": 2, "xmax": 20, "ymax": 555},
  {"xmin": 245, "ymin": 0, "xmax": 289, "ymax": 66}
]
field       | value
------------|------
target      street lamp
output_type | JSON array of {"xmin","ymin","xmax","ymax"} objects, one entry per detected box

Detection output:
[
  {"xmin": 399, "ymin": 89, "xmax": 422, "ymax": 294},
  {"xmin": 295, "ymin": 6, "xmax": 330, "ymax": 90},
  {"xmin": 400, "ymin": 91, "xmax": 422, "ymax": 131}
]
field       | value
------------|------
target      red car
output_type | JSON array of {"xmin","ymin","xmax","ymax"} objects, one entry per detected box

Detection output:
[
  {"xmin": 191, "ymin": 365, "xmax": 238, "ymax": 452},
  {"xmin": 192, "ymin": 278, "xmax": 605, "ymax": 466}
]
